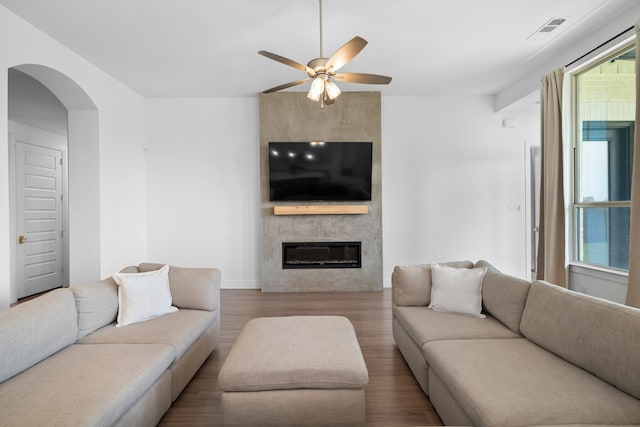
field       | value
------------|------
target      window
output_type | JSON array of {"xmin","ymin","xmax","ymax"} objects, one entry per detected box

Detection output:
[{"xmin": 573, "ymin": 44, "xmax": 635, "ymax": 270}]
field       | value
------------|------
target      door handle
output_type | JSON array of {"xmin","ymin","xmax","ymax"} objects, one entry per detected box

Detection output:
[{"xmin": 18, "ymin": 235, "xmax": 26, "ymax": 244}]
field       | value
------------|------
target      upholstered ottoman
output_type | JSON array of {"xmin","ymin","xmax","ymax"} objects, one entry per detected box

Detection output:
[{"xmin": 218, "ymin": 316, "xmax": 369, "ymax": 426}]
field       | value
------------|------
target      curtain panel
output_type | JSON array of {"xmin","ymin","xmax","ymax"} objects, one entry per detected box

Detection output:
[
  {"xmin": 625, "ymin": 23, "xmax": 640, "ymax": 308},
  {"xmin": 537, "ymin": 67, "xmax": 567, "ymax": 287}
]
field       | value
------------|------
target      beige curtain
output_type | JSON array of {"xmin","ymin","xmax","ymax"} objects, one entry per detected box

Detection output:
[
  {"xmin": 536, "ymin": 68, "xmax": 567, "ymax": 287},
  {"xmin": 625, "ymin": 23, "xmax": 640, "ymax": 308}
]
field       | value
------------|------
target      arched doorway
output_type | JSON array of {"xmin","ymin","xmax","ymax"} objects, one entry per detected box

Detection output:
[{"xmin": 8, "ymin": 64, "xmax": 100, "ymax": 303}]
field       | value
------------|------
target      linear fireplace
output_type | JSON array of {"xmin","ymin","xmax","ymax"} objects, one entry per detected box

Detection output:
[{"xmin": 282, "ymin": 242, "xmax": 362, "ymax": 269}]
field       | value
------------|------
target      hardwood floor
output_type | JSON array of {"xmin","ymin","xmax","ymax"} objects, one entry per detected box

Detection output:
[{"xmin": 159, "ymin": 289, "xmax": 443, "ymax": 426}]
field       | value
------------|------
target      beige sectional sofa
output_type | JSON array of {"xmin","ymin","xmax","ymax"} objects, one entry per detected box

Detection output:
[
  {"xmin": 0, "ymin": 263, "xmax": 220, "ymax": 427},
  {"xmin": 392, "ymin": 260, "xmax": 640, "ymax": 427}
]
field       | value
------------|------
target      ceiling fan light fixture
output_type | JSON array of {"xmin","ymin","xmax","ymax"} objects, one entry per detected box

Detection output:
[
  {"xmin": 307, "ymin": 76, "xmax": 325, "ymax": 101},
  {"xmin": 325, "ymin": 80, "xmax": 341, "ymax": 100},
  {"xmin": 258, "ymin": 0, "xmax": 391, "ymax": 107}
]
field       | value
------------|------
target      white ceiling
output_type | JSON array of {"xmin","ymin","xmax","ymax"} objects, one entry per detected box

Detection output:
[{"xmin": 0, "ymin": 0, "xmax": 636, "ymax": 98}]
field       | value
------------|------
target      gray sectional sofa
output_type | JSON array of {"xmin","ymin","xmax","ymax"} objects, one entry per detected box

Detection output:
[
  {"xmin": 392, "ymin": 260, "xmax": 640, "ymax": 426},
  {"xmin": 0, "ymin": 263, "xmax": 220, "ymax": 427}
]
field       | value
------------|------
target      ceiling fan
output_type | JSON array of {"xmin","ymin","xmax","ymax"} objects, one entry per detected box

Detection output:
[{"xmin": 258, "ymin": 0, "xmax": 392, "ymax": 108}]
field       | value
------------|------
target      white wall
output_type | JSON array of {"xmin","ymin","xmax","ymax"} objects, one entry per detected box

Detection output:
[
  {"xmin": 496, "ymin": 2, "xmax": 640, "ymax": 111},
  {"xmin": 145, "ymin": 98, "xmax": 260, "ymax": 288},
  {"xmin": 146, "ymin": 95, "xmax": 538, "ymax": 289},
  {"xmin": 0, "ymin": 4, "xmax": 543, "ymax": 300},
  {"xmin": 0, "ymin": 6, "xmax": 147, "ymax": 308},
  {"xmin": 8, "ymin": 68, "xmax": 68, "ymax": 136},
  {"xmin": 382, "ymin": 96, "xmax": 539, "ymax": 283},
  {"xmin": 67, "ymin": 110, "xmax": 101, "ymax": 284}
]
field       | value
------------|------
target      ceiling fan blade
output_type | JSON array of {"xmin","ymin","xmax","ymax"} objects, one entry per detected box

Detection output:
[
  {"xmin": 258, "ymin": 50, "xmax": 315, "ymax": 76},
  {"xmin": 325, "ymin": 36, "xmax": 368, "ymax": 72},
  {"xmin": 262, "ymin": 78, "xmax": 310, "ymax": 94},
  {"xmin": 334, "ymin": 72, "xmax": 392, "ymax": 85}
]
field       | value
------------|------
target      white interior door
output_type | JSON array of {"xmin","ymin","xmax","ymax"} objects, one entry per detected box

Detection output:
[{"xmin": 15, "ymin": 141, "xmax": 64, "ymax": 298}]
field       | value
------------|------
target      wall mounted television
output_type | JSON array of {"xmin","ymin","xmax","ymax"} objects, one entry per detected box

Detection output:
[{"xmin": 268, "ymin": 141, "xmax": 372, "ymax": 202}]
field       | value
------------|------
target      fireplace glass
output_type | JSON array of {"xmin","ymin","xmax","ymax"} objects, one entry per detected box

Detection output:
[{"xmin": 282, "ymin": 242, "xmax": 362, "ymax": 269}]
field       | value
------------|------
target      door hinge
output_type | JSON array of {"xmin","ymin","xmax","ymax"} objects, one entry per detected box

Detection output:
[
  {"xmin": 60, "ymin": 158, "xmax": 63, "ymax": 165},
  {"xmin": 60, "ymin": 194, "xmax": 63, "ymax": 201},
  {"xmin": 61, "ymin": 229, "xmax": 64, "ymax": 237}
]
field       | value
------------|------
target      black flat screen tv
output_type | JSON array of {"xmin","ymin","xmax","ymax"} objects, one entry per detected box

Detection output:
[{"xmin": 268, "ymin": 142, "xmax": 372, "ymax": 202}]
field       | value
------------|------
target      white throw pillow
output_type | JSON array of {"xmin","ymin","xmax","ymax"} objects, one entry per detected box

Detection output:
[
  {"xmin": 112, "ymin": 264, "xmax": 177, "ymax": 327},
  {"xmin": 428, "ymin": 263, "xmax": 487, "ymax": 318}
]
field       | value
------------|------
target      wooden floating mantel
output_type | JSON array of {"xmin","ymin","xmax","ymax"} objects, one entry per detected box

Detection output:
[{"xmin": 273, "ymin": 205, "xmax": 369, "ymax": 216}]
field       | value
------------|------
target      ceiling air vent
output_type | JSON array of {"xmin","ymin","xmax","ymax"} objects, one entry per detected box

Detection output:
[{"xmin": 527, "ymin": 17, "xmax": 567, "ymax": 40}]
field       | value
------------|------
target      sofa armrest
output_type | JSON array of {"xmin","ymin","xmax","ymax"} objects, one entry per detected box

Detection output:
[
  {"xmin": 138, "ymin": 263, "xmax": 221, "ymax": 311},
  {"xmin": 474, "ymin": 260, "xmax": 531, "ymax": 334},
  {"xmin": 392, "ymin": 260, "xmax": 474, "ymax": 306}
]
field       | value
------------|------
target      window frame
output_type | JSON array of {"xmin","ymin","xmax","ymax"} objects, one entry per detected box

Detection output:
[{"xmin": 570, "ymin": 41, "xmax": 635, "ymax": 272}]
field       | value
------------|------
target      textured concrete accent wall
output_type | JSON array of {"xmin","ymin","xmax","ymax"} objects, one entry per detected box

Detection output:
[{"xmin": 260, "ymin": 92, "xmax": 382, "ymax": 292}]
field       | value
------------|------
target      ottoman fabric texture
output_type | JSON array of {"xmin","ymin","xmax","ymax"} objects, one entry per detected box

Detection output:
[
  {"xmin": 221, "ymin": 388, "xmax": 365, "ymax": 427},
  {"xmin": 219, "ymin": 315, "xmax": 368, "ymax": 425},
  {"xmin": 219, "ymin": 316, "xmax": 369, "ymax": 391}
]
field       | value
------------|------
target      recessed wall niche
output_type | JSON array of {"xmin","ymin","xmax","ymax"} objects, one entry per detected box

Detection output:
[{"xmin": 259, "ymin": 92, "xmax": 382, "ymax": 291}]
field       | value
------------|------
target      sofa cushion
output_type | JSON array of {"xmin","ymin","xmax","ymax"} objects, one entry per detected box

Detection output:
[
  {"xmin": 0, "ymin": 289, "xmax": 77, "ymax": 383},
  {"xmin": 119, "ymin": 265, "xmax": 140, "ymax": 273},
  {"xmin": 429, "ymin": 264, "xmax": 487, "ymax": 318},
  {"xmin": 424, "ymin": 338, "xmax": 640, "ymax": 427},
  {"xmin": 138, "ymin": 263, "xmax": 220, "ymax": 311},
  {"xmin": 474, "ymin": 260, "xmax": 531, "ymax": 333},
  {"xmin": 392, "ymin": 260, "xmax": 473, "ymax": 306},
  {"xmin": 521, "ymin": 280, "xmax": 640, "ymax": 400},
  {"xmin": 70, "ymin": 278, "xmax": 119, "ymax": 339},
  {"xmin": 77, "ymin": 308, "xmax": 216, "ymax": 362},
  {"xmin": 0, "ymin": 343, "xmax": 174, "ymax": 427},
  {"xmin": 392, "ymin": 305, "xmax": 519, "ymax": 349}
]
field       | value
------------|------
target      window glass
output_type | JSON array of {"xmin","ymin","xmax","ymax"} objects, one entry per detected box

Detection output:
[
  {"xmin": 574, "ymin": 45, "xmax": 635, "ymax": 270},
  {"xmin": 575, "ymin": 206, "xmax": 630, "ymax": 269}
]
